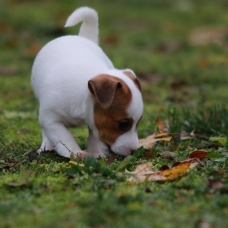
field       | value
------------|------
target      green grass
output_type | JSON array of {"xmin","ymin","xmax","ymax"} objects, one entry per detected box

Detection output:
[{"xmin": 1, "ymin": 0, "xmax": 228, "ymax": 227}]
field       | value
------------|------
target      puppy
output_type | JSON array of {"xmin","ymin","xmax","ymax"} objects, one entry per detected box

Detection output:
[{"xmin": 31, "ymin": 7, "xmax": 143, "ymax": 158}]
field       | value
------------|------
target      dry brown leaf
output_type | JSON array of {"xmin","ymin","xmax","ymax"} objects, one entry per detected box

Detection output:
[
  {"xmin": 180, "ymin": 130, "xmax": 194, "ymax": 140},
  {"xmin": 189, "ymin": 151, "xmax": 209, "ymax": 159},
  {"xmin": 156, "ymin": 117, "xmax": 169, "ymax": 133},
  {"xmin": 139, "ymin": 133, "xmax": 172, "ymax": 150},
  {"xmin": 127, "ymin": 158, "xmax": 199, "ymax": 183},
  {"xmin": 155, "ymin": 133, "xmax": 172, "ymax": 139},
  {"xmin": 139, "ymin": 134, "xmax": 156, "ymax": 150},
  {"xmin": 126, "ymin": 162, "xmax": 153, "ymax": 174},
  {"xmin": 159, "ymin": 158, "xmax": 198, "ymax": 181}
]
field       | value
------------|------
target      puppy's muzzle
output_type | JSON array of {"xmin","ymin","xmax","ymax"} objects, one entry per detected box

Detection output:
[{"xmin": 107, "ymin": 145, "xmax": 136, "ymax": 157}]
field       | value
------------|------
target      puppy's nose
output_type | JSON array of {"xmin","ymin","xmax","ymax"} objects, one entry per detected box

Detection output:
[{"xmin": 131, "ymin": 150, "xmax": 136, "ymax": 155}]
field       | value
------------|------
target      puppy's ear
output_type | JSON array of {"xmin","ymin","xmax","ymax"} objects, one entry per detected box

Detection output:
[
  {"xmin": 123, "ymin": 70, "xmax": 141, "ymax": 91},
  {"xmin": 88, "ymin": 74, "xmax": 122, "ymax": 109}
]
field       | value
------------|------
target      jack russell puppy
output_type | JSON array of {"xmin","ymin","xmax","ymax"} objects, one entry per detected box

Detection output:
[{"xmin": 31, "ymin": 7, "xmax": 144, "ymax": 158}]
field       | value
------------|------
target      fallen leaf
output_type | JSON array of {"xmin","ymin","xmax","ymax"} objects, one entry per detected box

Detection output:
[
  {"xmin": 126, "ymin": 162, "xmax": 153, "ymax": 174},
  {"xmin": 139, "ymin": 133, "xmax": 172, "ymax": 150},
  {"xmin": 127, "ymin": 158, "xmax": 199, "ymax": 182},
  {"xmin": 156, "ymin": 117, "xmax": 169, "ymax": 133},
  {"xmin": 180, "ymin": 130, "xmax": 194, "ymax": 140},
  {"xmin": 189, "ymin": 151, "xmax": 209, "ymax": 159},
  {"xmin": 155, "ymin": 133, "xmax": 172, "ymax": 140},
  {"xmin": 139, "ymin": 134, "xmax": 156, "ymax": 150},
  {"xmin": 126, "ymin": 162, "xmax": 156, "ymax": 182},
  {"xmin": 160, "ymin": 158, "xmax": 198, "ymax": 180}
]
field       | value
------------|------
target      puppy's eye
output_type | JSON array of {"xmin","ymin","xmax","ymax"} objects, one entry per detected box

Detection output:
[{"xmin": 118, "ymin": 119, "xmax": 131, "ymax": 131}]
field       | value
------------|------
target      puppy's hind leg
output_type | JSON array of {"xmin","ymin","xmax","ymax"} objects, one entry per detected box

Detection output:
[{"xmin": 37, "ymin": 130, "xmax": 54, "ymax": 154}]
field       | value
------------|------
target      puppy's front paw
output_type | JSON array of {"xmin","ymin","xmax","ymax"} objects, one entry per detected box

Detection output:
[
  {"xmin": 71, "ymin": 151, "xmax": 88, "ymax": 159},
  {"xmin": 71, "ymin": 151, "xmax": 105, "ymax": 159},
  {"xmin": 87, "ymin": 152, "xmax": 105, "ymax": 158}
]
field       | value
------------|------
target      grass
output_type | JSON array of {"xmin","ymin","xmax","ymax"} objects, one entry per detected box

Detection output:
[{"xmin": 1, "ymin": 0, "xmax": 228, "ymax": 227}]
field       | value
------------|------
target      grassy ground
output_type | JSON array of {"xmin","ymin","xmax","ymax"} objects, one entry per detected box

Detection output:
[{"xmin": 1, "ymin": 0, "xmax": 228, "ymax": 227}]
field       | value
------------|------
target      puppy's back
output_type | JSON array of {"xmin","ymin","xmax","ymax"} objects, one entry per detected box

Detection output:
[{"xmin": 31, "ymin": 35, "xmax": 113, "ymax": 102}]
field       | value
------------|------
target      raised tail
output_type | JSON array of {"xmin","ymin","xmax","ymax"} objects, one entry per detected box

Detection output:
[{"xmin": 65, "ymin": 7, "xmax": 99, "ymax": 44}]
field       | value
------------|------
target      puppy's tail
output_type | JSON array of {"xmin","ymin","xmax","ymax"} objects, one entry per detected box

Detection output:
[{"xmin": 65, "ymin": 7, "xmax": 99, "ymax": 44}]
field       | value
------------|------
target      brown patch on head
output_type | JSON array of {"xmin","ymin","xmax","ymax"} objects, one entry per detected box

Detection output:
[
  {"xmin": 88, "ymin": 75, "xmax": 121, "ymax": 109},
  {"xmin": 123, "ymin": 70, "xmax": 141, "ymax": 91},
  {"xmin": 88, "ymin": 74, "xmax": 133, "ymax": 146}
]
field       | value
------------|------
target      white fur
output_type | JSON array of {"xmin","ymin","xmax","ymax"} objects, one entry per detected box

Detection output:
[
  {"xmin": 65, "ymin": 7, "xmax": 99, "ymax": 44},
  {"xmin": 31, "ymin": 7, "xmax": 143, "ymax": 158}
]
